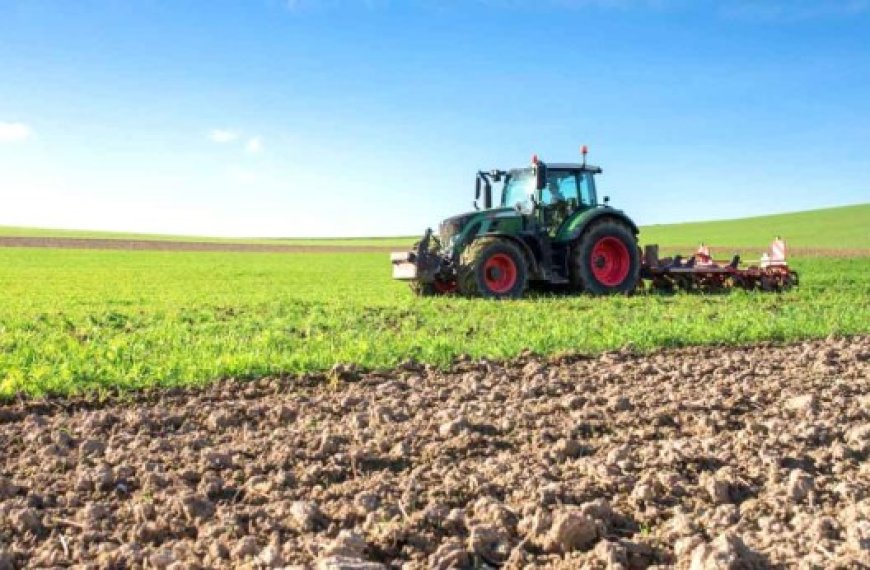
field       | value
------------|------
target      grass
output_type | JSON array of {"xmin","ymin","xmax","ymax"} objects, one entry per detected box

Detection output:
[
  {"xmin": 2, "ymin": 203, "xmax": 867, "ymax": 250},
  {"xmin": 0, "ymin": 246, "xmax": 867, "ymax": 398},
  {"xmin": 639, "ymin": 203, "xmax": 870, "ymax": 250}
]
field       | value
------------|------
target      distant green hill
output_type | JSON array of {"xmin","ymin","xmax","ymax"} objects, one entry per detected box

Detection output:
[
  {"xmin": 1, "ymin": 203, "xmax": 867, "ymax": 251},
  {"xmin": 639, "ymin": 204, "xmax": 869, "ymax": 250}
]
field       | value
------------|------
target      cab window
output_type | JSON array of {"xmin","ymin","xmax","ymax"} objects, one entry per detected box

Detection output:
[
  {"xmin": 500, "ymin": 169, "xmax": 535, "ymax": 211},
  {"xmin": 578, "ymin": 172, "xmax": 596, "ymax": 206},
  {"xmin": 540, "ymin": 171, "xmax": 579, "ymax": 206}
]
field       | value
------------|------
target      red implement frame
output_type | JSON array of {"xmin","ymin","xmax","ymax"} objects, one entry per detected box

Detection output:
[{"xmin": 641, "ymin": 241, "xmax": 799, "ymax": 293}]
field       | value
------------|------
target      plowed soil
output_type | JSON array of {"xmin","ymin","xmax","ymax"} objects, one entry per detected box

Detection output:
[{"xmin": 1, "ymin": 336, "xmax": 868, "ymax": 569}]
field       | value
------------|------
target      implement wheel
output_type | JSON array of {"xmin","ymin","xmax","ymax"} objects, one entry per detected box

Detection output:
[
  {"xmin": 570, "ymin": 220, "xmax": 640, "ymax": 295},
  {"xmin": 458, "ymin": 237, "xmax": 528, "ymax": 299}
]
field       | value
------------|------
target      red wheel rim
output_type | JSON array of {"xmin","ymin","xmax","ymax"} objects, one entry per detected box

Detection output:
[
  {"xmin": 590, "ymin": 237, "xmax": 630, "ymax": 287},
  {"xmin": 483, "ymin": 253, "xmax": 517, "ymax": 294}
]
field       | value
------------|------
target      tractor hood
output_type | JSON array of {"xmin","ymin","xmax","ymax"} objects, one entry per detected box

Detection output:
[
  {"xmin": 437, "ymin": 211, "xmax": 475, "ymax": 247},
  {"xmin": 438, "ymin": 208, "xmax": 517, "ymax": 248}
]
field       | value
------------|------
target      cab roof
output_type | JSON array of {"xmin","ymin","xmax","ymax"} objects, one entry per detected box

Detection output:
[
  {"xmin": 546, "ymin": 162, "xmax": 603, "ymax": 174},
  {"xmin": 508, "ymin": 163, "xmax": 603, "ymax": 175}
]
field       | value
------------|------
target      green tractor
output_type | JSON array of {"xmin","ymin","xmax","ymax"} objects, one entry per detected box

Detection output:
[{"xmin": 391, "ymin": 148, "xmax": 641, "ymax": 298}]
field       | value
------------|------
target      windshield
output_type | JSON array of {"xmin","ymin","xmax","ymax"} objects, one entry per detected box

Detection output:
[{"xmin": 500, "ymin": 169, "xmax": 535, "ymax": 210}]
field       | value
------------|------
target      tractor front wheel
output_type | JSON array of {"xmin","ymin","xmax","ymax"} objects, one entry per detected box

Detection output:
[
  {"xmin": 458, "ymin": 238, "xmax": 528, "ymax": 299},
  {"xmin": 570, "ymin": 220, "xmax": 640, "ymax": 295}
]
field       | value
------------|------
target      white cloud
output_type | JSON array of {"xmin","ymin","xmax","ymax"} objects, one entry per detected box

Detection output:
[
  {"xmin": 245, "ymin": 136, "xmax": 263, "ymax": 154},
  {"xmin": 209, "ymin": 129, "xmax": 263, "ymax": 154},
  {"xmin": 0, "ymin": 122, "xmax": 33, "ymax": 143},
  {"xmin": 209, "ymin": 129, "xmax": 239, "ymax": 143}
]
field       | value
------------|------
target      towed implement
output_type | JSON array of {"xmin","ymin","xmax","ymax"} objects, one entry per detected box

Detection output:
[
  {"xmin": 641, "ymin": 239, "xmax": 798, "ymax": 293},
  {"xmin": 391, "ymin": 149, "xmax": 798, "ymax": 298}
]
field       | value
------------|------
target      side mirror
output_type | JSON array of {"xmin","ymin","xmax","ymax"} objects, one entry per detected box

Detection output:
[
  {"xmin": 534, "ymin": 162, "xmax": 547, "ymax": 190},
  {"xmin": 475, "ymin": 177, "xmax": 481, "ymax": 201},
  {"xmin": 603, "ymin": 196, "xmax": 610, "ymax": 206}
]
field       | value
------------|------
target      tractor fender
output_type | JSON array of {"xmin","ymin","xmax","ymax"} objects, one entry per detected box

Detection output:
[
  {"xmin": 556, "ymin": 207, "xmax": 639, "ymax": 244},
  {"xmin": 475, "ymin": 232, "xmax": 540, "ymax": 275}
]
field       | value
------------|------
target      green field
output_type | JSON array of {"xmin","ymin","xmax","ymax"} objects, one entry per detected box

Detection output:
[
  {"xmin": 0, "ymin": 252, "xmax": 867, "ymax": 399},
  {"xmin": 640, "ymin": 203, "xmax": 870, "ymax": 250},
  {"xmin": 3, "ymin": 203, "xmax": 867, "ymax": 250},
  {"xmin": 1, "ymin": 206, "xmax": 868, "ymax": 398}
]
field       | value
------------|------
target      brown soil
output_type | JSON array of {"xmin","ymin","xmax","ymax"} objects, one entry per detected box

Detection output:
[
  {"xmin": 1, "ymin": 337, "xmax": 868, "ymax": 569},
  {"xmin": 0, "ymin": 236, "xmax": 867, "ymax": 257}
]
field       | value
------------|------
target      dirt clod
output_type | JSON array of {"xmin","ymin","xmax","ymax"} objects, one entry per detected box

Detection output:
[
  {"xmin": 687, "ymin": 533, "xmax": 763, "ymax": 570},
  {"xmin": 179, "ymin": 494, "xmax": 215, "ymax": 521},
  {"xmin": 786, "ymin": 469, "xmax": 814, "ymax": 502},
  {"xmin": 316, "ymin": 555, "xmax": 386, "ymax": 570},
  {"xmin": 324, "ymin": 530, "xmax": 368, "ymax": 558},
  {"xmin": 468, "ymin": 523, "xmax": 511, "ymax": 564},
  {"xmin": 428, "ymin": 538, "xmax": 469, "ymax": 569},
  {"xmin": 290, "ymin": 500, "xmax": 324, "ymax": 532},
  {"xmin": 542, "ymin": 510, "xmax": 600, "ymax": 553},
  {"xmin": 231, "ymin": 536, "xmax": 259, "ymax": 560}
]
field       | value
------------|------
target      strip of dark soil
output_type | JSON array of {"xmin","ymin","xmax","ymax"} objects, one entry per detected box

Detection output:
[{"xmin": 0, "ymin": 337, "xmax": 868, "ymax": 568}]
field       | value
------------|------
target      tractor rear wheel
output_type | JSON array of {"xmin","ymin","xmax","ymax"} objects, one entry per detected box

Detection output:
[
  {"xmin": 570, "ymin": 220, "xmax": 640, "ymax": 295},
  {"xmin": 458, "ymin": 237, "xmax": 528, "ymax": 299}
]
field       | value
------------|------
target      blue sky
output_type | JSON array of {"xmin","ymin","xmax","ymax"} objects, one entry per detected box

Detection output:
[{"xmin": 1, "ymin": 0, "xmax": 868, "ymax": 237}]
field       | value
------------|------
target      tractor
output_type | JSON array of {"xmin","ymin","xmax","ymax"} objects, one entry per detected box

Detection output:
[{"xmin": 391, "ymin": 148, "xmax": 641, "ymax": 298}]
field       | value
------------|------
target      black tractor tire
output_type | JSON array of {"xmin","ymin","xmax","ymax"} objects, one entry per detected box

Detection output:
[
  {"xmin": 458, "ymin": 237, "xmax": 528, "ymax": 299},
  {"xmin": 569, "ymin": 220, "xmax": 640, "ymax": 295}
]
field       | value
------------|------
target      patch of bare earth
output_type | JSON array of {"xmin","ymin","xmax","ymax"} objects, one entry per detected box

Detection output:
[{"xmin": 1, "ymin": 336, "xmax": 868, "ymax": 569}]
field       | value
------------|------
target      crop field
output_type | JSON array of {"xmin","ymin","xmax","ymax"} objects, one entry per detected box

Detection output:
[{"xmin": 0, "ymin": 238, "xmax": 867, "ymax": 399}]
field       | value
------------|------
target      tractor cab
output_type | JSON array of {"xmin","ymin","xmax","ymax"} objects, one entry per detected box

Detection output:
[
  {"xmin": 506, "ymin": 162, "xmax": 601, "ymax": 237},
  {"xmin": 476, "ymin": 153, "xmax": 603, "ymax": 239}
]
